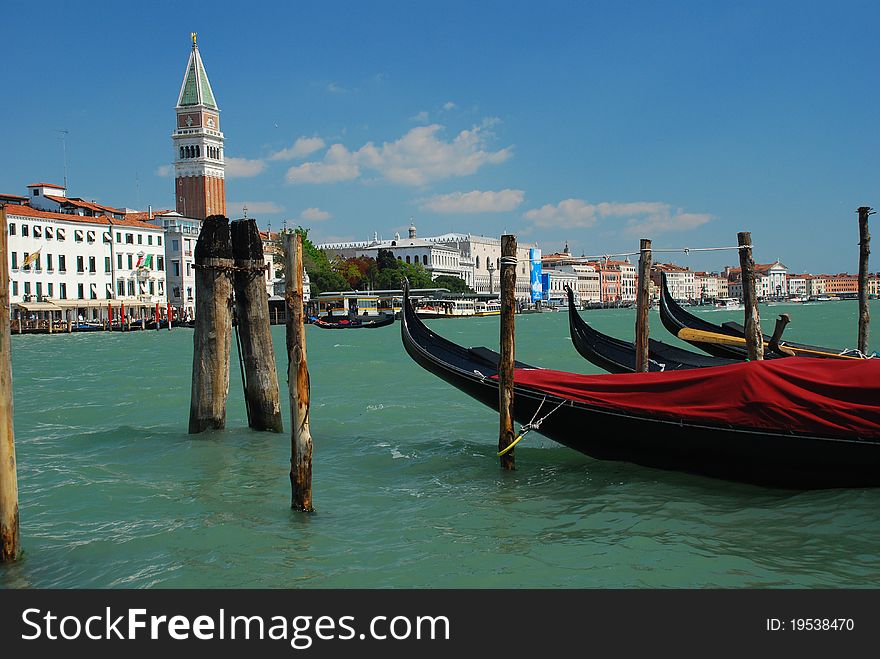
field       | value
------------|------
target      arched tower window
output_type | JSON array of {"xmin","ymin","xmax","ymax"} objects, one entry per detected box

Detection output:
[{"xmin": 180, "ymin": 147, "xmax": 184, "ymax": 159}]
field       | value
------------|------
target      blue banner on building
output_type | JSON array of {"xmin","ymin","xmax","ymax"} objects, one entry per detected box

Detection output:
[
  {"xmin": 529, "ymin": 248, "xmax": 543, "ymax": 302},
  {"xmin": 541, "ymin": 273, "xmax": 550, "ymax": 301}
]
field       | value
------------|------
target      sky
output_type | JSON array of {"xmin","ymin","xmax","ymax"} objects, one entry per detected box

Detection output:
[{"xmin": 2, "ymin": 0, "xmax": 877, "ymax": 274}]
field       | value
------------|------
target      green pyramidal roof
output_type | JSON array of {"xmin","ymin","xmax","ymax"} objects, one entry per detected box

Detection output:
[{"xmin": 177, "ymin": 43, "xmax": 217, "ymax": 109}]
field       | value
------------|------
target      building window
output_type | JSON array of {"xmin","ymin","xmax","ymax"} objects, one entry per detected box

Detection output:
[
  {"xmin": 127, "ymin": 280, "xmax": 135, "ymax": 296},
  {"xmin": 89, "ymin": 256, "xmax": 96, "ymax": 273},
  {"xmin": 158, "ymin": 236, "xmax": 162, "ymax": 246},
  {"xmin": 11, "ymin": 281, "xmax": 17, "ymax": 296},
  {"xmin": 186, "ymin": 262, "xmax": 191, "ymax": 276},
  {"xmin": 126, "ymin": 233, "xmax": 134, "ymax": 244},
  {"xmin": 32, "ymin": 189, "xmax": 38, "ymax": 196},
  {"xmin": 117, "ymin": 254, "xmax": 123, "ymax": 269},
  {"xmin": 45, "ymin": 227, "xmax": 53, "ymax": 239},
  {"xmin": 22, "ymin": 253, "xmax": 30, "ymax": 270},
  {"xmin": 105, "ymin": 256, "xmax": 111, "ymax": 273},
  {"xmin": 8, "ymin": 223, "xmax": 14, "ymax": 236},
  {"xmin": 157, "ymin": 256, "xmax": 164, "ymax": 271},
  {"xmin": 59, "ymin": 283, "xmax": 66, "ymax": 299},
  {"xmin": 58, "ymin": 255, "xmax": 66, "ymax": 272},
  {"xmin": 173, "ymin": 261, "xmax": 180, "ymax": 277},
  {"xmin": 173, "ymin": 286, "xmax": 181, "ymax": 299},
  {"xmin": 158, "ymin": 281, "xmax": 164, "ymax": 295},
  {"xmin": 87, "ymin": 231, "xmax": 95, "ymax": 243},
  {"xmin": 128, "ymin": 254, "xmax": 133, "ymax": 269},
  {"xmin": 21, "ymin": 225, "xmax": 28, "ymax": 237},
  {"xmin": 57, "ymin": 229, "xmax": 65, "ymax": 241},
  {"xmin": 423, "ymin": 255, "xmax": 428, "ymax": 266},
  {"xmin": 117, "ymin": 280, "xmax": 125, "ymax": 296},
  {"xmin": 33, "ymin": 226, "xmax": 42, "ymax": 238},
  {"xmin": 75, "ymin": 230, "xmax": 83, "ymax": 242},
  {"xmin": 90, "ymin": 285, "xmax": 97, "ymax": 300},
  {"xmin": 137, "ymin": 234, "xmax": 142, "ymax": 244},
  {"xmin": 11, "ymin": 253, "xmax": 16, "ymax": 269},
  {"xmin": 186, "ymin": 286, "xmax": 193, "ymax": 300},
  {"xmin": 77, "ymin": 256, "xmax": 84, "ymax": 273},
  {"xmin": 77, "ymin": 284, "xmax": 84, "ymax": 300},
  {"xmin": 106, "ymin": 284, "xmax": 112, "ymax": 299},
  {"xmin": 172, "ymin": 239, "xmax": 179, "ymax": 251},
  {"xmin": 149, "ymin": 281, "xmax": 155, "ymax": 295},
  {"xmin": 148, "ymin": 235, "xmax": 153, "ymax": 245},
  {"xmin": 47, "ymin": 283, "xmax": 53, "ymax": 297},
  {"xmin": 46, "ymin": 254, "xmax": 53, "ymax": 271},
  {"xmin": 116, "ymin": 232, "xmax": 122, "ymax": 243},
  {"xmin": 24, "ymin": 282, "xmax": 31, "ymax": 296}
]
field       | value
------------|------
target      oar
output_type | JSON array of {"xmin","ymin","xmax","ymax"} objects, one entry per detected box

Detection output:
[{"xmin": 677, "ymin": 327, "xmax": 863, "ymax": 360}]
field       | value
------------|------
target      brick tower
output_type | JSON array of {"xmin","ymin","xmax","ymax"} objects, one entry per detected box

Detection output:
[{"xmin": 173, "ymin": 33, "xmax": 226, "ymax": 219}]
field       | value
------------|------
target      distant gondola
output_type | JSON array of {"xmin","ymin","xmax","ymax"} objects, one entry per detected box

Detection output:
[
  {"xmin": 312, "ymin": 313, "xmax": 395, "ymax": 329},
  {"xmin": 401, "ymin": 281, "xmax": 880, "ymax": 488},
  {"xmin": 659, "ymin": 273, "xmax": 869, "ymax": 360},
  {"xmin": 565, "ymin": 286, "xmax": 735, "ymax": 373}
]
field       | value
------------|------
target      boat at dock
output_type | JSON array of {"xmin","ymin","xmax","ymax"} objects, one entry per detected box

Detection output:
[
  {"xmin": 311, "ymin": 313, "xmax": 395, "ymax": 329},
  {"xmin": 415, "ymin": 298, "xmax": 477, "ymax": 319},
  {"xmin": 400, "ymin": 282, "xmax": 880, "ymax": 488},
  {"xmin": 714, "ymin": 297, "xmax": 744, "ymax": 311},
  {"xmin": 474, "ymin": 300, "xmax": 501, "ymax": 317},
  {"xmin": 565, "ymin": 286, "xmax": 735, "ymax": 373}
]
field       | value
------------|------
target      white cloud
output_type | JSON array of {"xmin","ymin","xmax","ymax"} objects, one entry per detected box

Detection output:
[
  {"xmin": 287, "ymin": 122, "xmax": 512, "ymax": 186},
  {"xmin": 442, "ymin": 101, "xmax": 457, "ymax": 112},
  {"xmin": 155, "ymin": 164, "xmax": 173, "ymax": 177},
  {"xmin": 523, "ymin": 199, "xmax": 713, "ymax": 235},
  {"xmin": 227, "ymin": 201, "xmax": 284, "ymax": 216},
  {"xmin": 285, "ymin": 144, "xmax": 361, "ymax": 184},
  {"xmin": 298, "ymin": 207, "xmax": 332, "ymax": 222},
  {"xmin": 225, "ymin": 156, "xmax": 266, "ymax": 178},
  {"xmin": 419, "ymin": 189, "xmax": 525, "ymax": 213},
  {"xmin": 269, "ymin": 136, "xmax": 326, "ymax": 161},
  {"xmin": 327, "ymin": 82, "xmax": 350, "ymax": 94},
  {"xmin": 410, "ymin": 110, "xmax": 429, "ymax": 123}
]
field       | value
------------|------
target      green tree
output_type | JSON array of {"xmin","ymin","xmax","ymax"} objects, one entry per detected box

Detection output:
[{"xmin": 432, "ymin": 275, "xmax": 473, "ymax": 294}]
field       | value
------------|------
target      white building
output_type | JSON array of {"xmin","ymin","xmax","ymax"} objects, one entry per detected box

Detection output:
[
  {"xmin": 652, "ymin": 264, "xmax": 696, "ymax": 301},
  {"xmin": 544, "ymin": 269, "xmax": 579, "ymax": 306},
  {"xmin": 542, "ymin": 262, "xmax": 600, "ymax": 305},
  {"xmin": 5, "ymin": 194, "xmax": 166, "ymax": 321}
]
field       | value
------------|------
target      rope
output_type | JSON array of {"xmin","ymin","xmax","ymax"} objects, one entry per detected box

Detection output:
[
  {"xmin": 194, "ymin": 263, "xmax": 269, "ymax": 273},
  {"xmin": 497, "ymin": 396, "xmax": 567, "ymax": 457}
]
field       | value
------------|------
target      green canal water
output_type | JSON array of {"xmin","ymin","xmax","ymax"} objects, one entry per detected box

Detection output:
[{"xmin": 3, "ymin": 301, "xmax": 880, "ymax": 589}]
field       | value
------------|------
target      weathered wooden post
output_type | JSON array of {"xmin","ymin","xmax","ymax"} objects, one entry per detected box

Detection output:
[
  {"xmin": 738, "ymin": 231, "xmax": 764, "ymax": 360},
  {"xmin": 857, "ymin": 207, "xmax": 874, "ymax": 355},
  {"xmin": 189, "ymin": 215, "xmax": 234, "ymax": 434},
  {"xmin": 0, "ymin": 205, "xmax": 20, "ymax": 562},
  {"xmin": 635, "ymin": 238, "xmax": 652, "ymax": 372},
  {"xmin": 285, "ymin": 232, "xmax": 314, "ymax": 511},
  {"xmin": 498, "ymin": 234, "xmax": 517, "ymax": 470},
  {"xmin": 231, "ymin": 219, "xmax": 282, "ymax": 432}
]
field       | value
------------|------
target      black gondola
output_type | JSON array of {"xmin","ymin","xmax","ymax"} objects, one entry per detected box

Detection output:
[
  {"xmin": 659, "ymin": 274, "xmax": 868, "ymax": 360},
  {"xmin": 401, "ymin": 282, "xmax": 880, "ymax": 488},
  {"xmin": 565, "ymin": 286, "xmax": 735, "ymax": 373},
  {"xmin": 312, "ymin": 313, "xmax": 395, "ymax": 329}
]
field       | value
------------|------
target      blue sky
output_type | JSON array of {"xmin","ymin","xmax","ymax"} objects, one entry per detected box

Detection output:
[{"xmin": 2, "ymin": 0, "xmax": 877, "ymax": 273}]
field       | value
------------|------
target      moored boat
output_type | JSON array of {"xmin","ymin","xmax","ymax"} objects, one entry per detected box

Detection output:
[
  {"xmin": 416, "ymin": 298, "xmax": 477, "ymax": 318},
  {"xmin": 565, "ymin": 286, "xmax": 735, "ymax": 373},
  {"xmin": 312, "ymin": 313, "xmax": 395, "ymax": 329},
  {"xmin": 400, "ymin": 282, "xmax": 880, "ymax": 488}
]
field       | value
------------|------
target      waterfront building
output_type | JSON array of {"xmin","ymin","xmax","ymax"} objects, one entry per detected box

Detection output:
[
  {"xmin": 725, "ymin": 261, "xmax": 789, "ymax": 299},
  {"xmin": 607, "ymin": 259, "xmax": 637, "ymax": 303},
  {"xmin": 5, "ymin": 189, "xmax": 166, "ymax": 321},
  {"xmin": 823, "ymin": 273, "xmax": 860, "ymax": 296},
  {"xmin": 651, "ymin": 263, "xmax": 695, "ymax": 302},
  {"xmin": 173, "ymin": 34, "xmax": 226, "ymax": 219},
  {"xmin": 544, "ymin": 269, "xmax": 579, "ymax": 306},
  {"xmin": 806, "ymin": 275, "xmax": 826, "ymax": 298},
  {"xmin": 715, "ymin": 274, "xmax": 729, "ymax": 299},
  {"xmin": 542, "ymin": 261, "xmax": 600, "ymax": 305},
  {"xmin": 319, "ymin": 227, "xmax": 536, "ymax": 302},
  {"xmin": 694, "ymin": 272, "xmax": 718, "ymax": 302},
  {"xmin": 787, "ymin": 274, "xmax": 808, "ymax": 298}
]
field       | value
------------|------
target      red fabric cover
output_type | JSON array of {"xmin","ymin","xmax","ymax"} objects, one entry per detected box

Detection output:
[{"xmin": 503, "ymin": 358, "xmax": 880, "ymax": 438}]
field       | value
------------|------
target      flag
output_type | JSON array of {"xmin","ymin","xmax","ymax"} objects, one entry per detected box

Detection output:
[
  {"xmin": 143, "ymin": 254, "xmax": 154, "ymax": 269},
  {"xmin": 23, "ymin": 248, "xmax": 41, "ymax": 268},
  {"xmin": 135, "ymin": 254, "xmax": 145, "ymax": 268}
]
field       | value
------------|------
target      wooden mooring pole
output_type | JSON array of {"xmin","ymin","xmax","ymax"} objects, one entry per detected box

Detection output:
[
  {"xmin": 0, "ymin": 205, "xmax": 21, "ymax": 561},
  {"xmin": 498, "ymin": 234, "xmax": 517, "ymax": 470},
  {"xmin": 285, "ymin": 232, "xmax": 314, "ymax": 511},
  {"xmin": 189, "ymin": 215, "xmax": 234, "ymax": 434},
  {"xmin": 857, "ymin": 206, "xmax": 874, "ymax": 355},
  {"xmin": 635, "ymin": 238, "xmax": 652, "ymax": 372},
  {"xmin": 231, "ymin": 219, "xmax": 282, "ymax": 432},
  {"xmin": 738, "ymin": 231, "xmax": 764, "ymax": 360}
]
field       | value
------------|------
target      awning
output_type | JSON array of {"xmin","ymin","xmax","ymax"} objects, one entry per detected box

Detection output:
[{"xmin": 15, "ymin": 301, "xmax": 61, "ymax": 311}]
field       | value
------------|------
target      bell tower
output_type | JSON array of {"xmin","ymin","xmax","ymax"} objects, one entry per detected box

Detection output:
[{"xmin": 173, "ymin": 33, "xmax": 226, "ymax": 219}]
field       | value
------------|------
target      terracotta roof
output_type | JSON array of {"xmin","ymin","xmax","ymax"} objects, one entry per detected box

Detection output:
[
  {"xmin": 0, "ymin": 193, "xmax": 29, "ymax": 201},
  {"xmin": 45, "ymin": 195, "xmax": 124, "ymax": 215},
  {"xmin": 27, "ymin": 182, "xmax": 66, "ymax": 189},
  {"xmin": 4, "ymin": 204, "xmax": 161, "ymax": 230},
  {"xmin": 124, "ymin": 209, "xmax": 174, "ymax": 223}
]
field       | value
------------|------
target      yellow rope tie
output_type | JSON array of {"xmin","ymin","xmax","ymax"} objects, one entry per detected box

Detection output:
[{"xmin": 496, "ymin": 398, "xmax": 567, "ymax": 457}]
